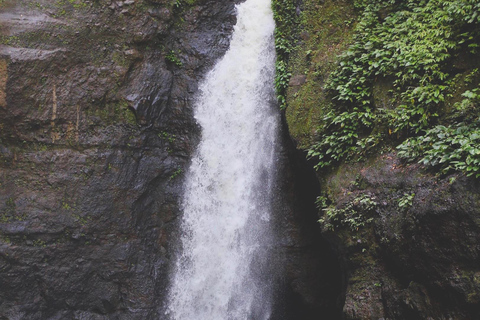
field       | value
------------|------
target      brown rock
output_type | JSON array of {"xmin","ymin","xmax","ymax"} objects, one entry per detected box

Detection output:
[{"xmin": 289, "ymin": 74, "xmax": 307, "ymax": 87}]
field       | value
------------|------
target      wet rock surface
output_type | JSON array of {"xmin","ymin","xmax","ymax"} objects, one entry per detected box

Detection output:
[
  {"xmin": 270, "ymin": 119, "xmax": 343, "ymax": 320},
  {"xmin": 0, "ymin": 0, "xmax": 239, "ymax": 318},
  {"xmin": 279, "ymin": 0, "xmax": 480, "ymax": 317},
  {"xmin": 318, "ymin": 155, "xmax": 480, "ymax": 319},
  {"xmin": 0, "ymin": 0, "xmax": 340, "ymax": 319}
]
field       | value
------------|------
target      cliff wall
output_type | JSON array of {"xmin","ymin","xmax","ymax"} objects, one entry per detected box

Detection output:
[
  {"xmin": 277, "ymin": 0, "xmax": 480, "ymax": 318},
  {"xmin": 0, "ymin": 0, "xmax": 341, "ymax": 319},
  {"xmin": 0, "ymin": 0, "xmax": 239, "ymax": 318}
]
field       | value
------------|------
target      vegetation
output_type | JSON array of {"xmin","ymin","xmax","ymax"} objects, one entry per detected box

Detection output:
[
  {"xmin": 169, "ymin": 168, "xmax": 182, "ymax": 180},
  {"xmin": 173, "ymin": 0, "xmax": 196, "ymax": 9},
  {"xmin": 276, "ymin": 0, "xmax": 480, "ymax": 177},
  {"xmin": 317, "ymin": 193, "xmax": 377, "ymax": 231},
  {"xmin": 166, "ymin": 50, "xmax": 183, "ymax": 67},
  {"xmin": 398, "ymin": 121, "xmax": 480, "ymax": 177},
  {"xmin": 158, "ymin": 131, "xmax": 176, "ymax": 144},
  {"xmin": 272, "ymin": 0, "xmax": 298, "ymax": 109},
  {"xmin": 279, "ymin": 0, "xmax": 357, "ymax": 148},
  {"xmin": 397, "ymin": 192, "xmax": 415, "ymax": 210},
  {"xmin": 56, "ymin": 0, "xmax": 88, "ymax": 10}
]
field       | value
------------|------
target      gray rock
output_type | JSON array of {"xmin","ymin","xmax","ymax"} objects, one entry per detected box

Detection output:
[{"xmin": 0, "ymin": 0, "xmax": 239, "ymax": 318}]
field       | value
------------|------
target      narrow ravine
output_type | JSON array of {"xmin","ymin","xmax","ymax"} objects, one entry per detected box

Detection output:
[{"xmin": 166, "ymin": 0, "xmax": 279, "ymax": 319}]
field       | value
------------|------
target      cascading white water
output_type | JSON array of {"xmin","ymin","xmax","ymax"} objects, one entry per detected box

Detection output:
[{"xmin": 167, "ymin": 0, "xmax": 279, "ymax": 319}]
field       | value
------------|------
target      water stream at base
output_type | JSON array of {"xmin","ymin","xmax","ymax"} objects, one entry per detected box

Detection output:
[{"xmin": 167, "ymin": 0, "xmax": 279, "ymax": 318}]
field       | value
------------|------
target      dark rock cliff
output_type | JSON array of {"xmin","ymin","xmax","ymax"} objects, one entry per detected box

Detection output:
[
  {"xmin": 319, "ymin": 157, "xmax": 480, "ymax": 319},
  {"xmin": 0, "ymin": 0, "xmax": 240, "ymax": 318}
]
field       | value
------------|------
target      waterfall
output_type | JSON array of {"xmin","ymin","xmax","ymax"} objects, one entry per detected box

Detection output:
[{"xmin": 167, "ymin": 0, "xmax": 279, "ymax": 319}]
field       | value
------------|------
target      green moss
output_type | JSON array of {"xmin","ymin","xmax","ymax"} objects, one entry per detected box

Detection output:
[
  {"xmin": 123, "ymin": 105, "xmax": 137, "ymax": 125},
  {"xmin": 87, "ymin": 100, "xmax": 137, "ymax": 126},
  {"xmin": 53, "ymin": 0, "xmax": 88, "ymax": 17},
  {"xmin": 283, "ymin": 0, "xmax": 356, "ymax": 148},
  {"xmin": 158, "ymin": 131, "xmax": 176, "ymax": 144},
  {"xmin": 112, "ymin": 50, "xmax": 130, "ymax": 68},
  {"xmin": 0, "ymin": 35, "xmax": 20, "ymax": 46},
  {"xmin": 286, "ymin": 80, "xmax": 332, "ymax": 148},
  {"xmin": 0, "ymin": 197, "xmax": 26, "ymax": 223}
]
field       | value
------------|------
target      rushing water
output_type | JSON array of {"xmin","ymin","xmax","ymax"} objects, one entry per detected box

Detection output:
[{"xmin": 167, "ymin": 0, "xmax": 279, "ymax": 319}]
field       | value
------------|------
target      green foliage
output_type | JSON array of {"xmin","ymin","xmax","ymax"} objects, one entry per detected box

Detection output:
[
  {"xmin": 173, "ymin": 0, "xmax": 196, "ymax": 9},
  {"xmin": 272, "ymin": 0, "xmax": 298, "ymax": 109},
  {"xmin": 158, "ymin": 131, "xmax": 176, "ymax": 143},
  {"xmin": 397, "ymin": 192, "xmax": 415, "ymax": 209},
  {"xmin": 169, "ymin": 168, "xmax": 182, "ymax": 180},
  {"xmin": 397, "ymin": 121, "xmax": 480, "ymax": 177},
  {"xmin": 453, "ymin": 85, "xmax": 480, "ymax": 120},
  {"xmin": 165, "ymin": 50, "xmax": 183, "ymax": 67},
  {"xmin": 272, "ymin": 0, "xmax": 297, "ymax": 56},
  {"xmin": 54, "ymin": 0, "xmax": 88, "ymax": 16},
  {"xmin": 315, "ymin": 195, "xmax": 329, "ymax": 210},
  {"xmin": 274, "ymin": 60, "xmax": 291, "ymax": 107},
  {"xmin": 444, "ymin": 0, "xmax": 480, "ymax": 24},
  {"xmin": 318, "ymin": 194, "xmax": 377, "ymax": 231},
  {"xmin": 308, "ymin": 108, "xmax": 378, "ymax": 169},
  {"xmin": 306, "ymin": 0, "xmax": 480, "ymax": 174}
]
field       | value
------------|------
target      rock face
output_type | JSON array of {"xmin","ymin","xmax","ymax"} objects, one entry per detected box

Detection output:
[
  {"xmin": 319, "ymin": 157, "xmax": 480, "ymax": 319},
  {"xmin": 270, "ymin": 122, "xmax": 344, "ymax": 320},
  {"xmin": 278, "ymin": 0, "xmax": 480, "ymax": 318},
  {"xmin": 0, "ymin": 0, "xmax": 240, "ymax": 318},
  {"xmin": 0, "ymin": 0, "xmax": 344, "ymax": 319}
]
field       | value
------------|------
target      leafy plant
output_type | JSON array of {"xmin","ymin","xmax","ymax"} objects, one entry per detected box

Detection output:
[
  {"xmin": 397, "ymin": 121, "xmax": 480, "ymax": 177},
  {"xmin": 169, "ymin": 168, "xmax": 182, "ymax": 180},
  {"xmin": 165, "ymin": 50, "xmax": 183, "ymax": 67},
  {"xmin": 173, "ymin": 0, "xmax": 196, "ymax": 9},
  {"xmin": 398, "ymin": 192, "xmax": 415, "ymax": 210},
  {"xmin": 274, "ymin": 60, "xmax": 291, "ymax": 108},
  {"xmin": 315, "ymin": 195, "xmax": 329, "ymax": 210},
  {"xmin": 319, "ymin": 194, "xmax": 377, "ymax": 231},
  {"xmin": 158, "ymin": 131, "xmax": 176, "ymax": 143},
  {"xmin": 453, "ymin": 86, "xmax": 480, "ymax": 120},
  {"xmin": 272, "ymin": 0, "xmax": 298, "ymax": 109},
  {"xmin": 305, "ymin": 0, "xmax": 480, "ymax": 175}
]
